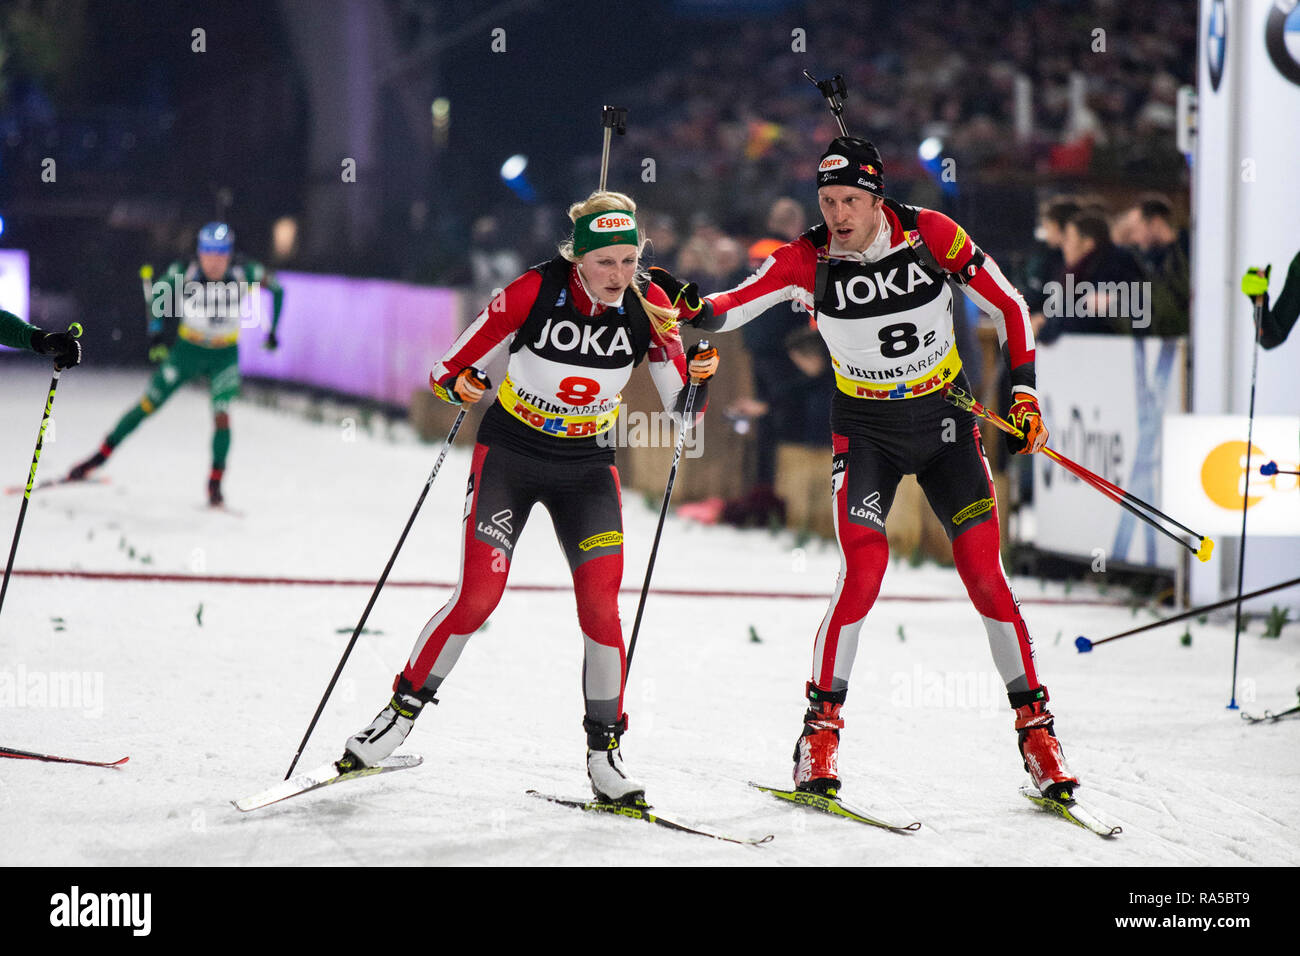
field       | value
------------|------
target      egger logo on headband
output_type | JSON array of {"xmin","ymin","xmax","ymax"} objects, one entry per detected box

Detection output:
[
  {"xmin": 591, "ymin": 214, "xmax": 635, "ymax": 232},
  {"xmin": 819, "ymin": 155, "xmax": 849, "ymax": 172}
]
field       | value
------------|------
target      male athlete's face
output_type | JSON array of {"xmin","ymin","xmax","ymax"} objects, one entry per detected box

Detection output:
[
  {"xmin": 579, "ymin": 245, "xmax": 638, "ymax": 304},
  {"xmin": 818, "ymin": 187, "xmax": 884, "ymax": 253},
  {"xmin": 198, "ymin": 251, "xmax": 232, "ymax": 281}
]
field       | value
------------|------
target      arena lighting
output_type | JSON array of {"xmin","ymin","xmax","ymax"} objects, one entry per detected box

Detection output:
[
  {"xmin": 500, "ymin": 154, "xmax": 527, "ymax": 179},
  {"xmin": 0, "ymin": 215, "xmax": 6, "ymax": 239},
  {"xmin": 431, "ymin": 97, "xmax": 450, "ymax": 148},
  {"xmin": 500, "ymin": 154, "xmax": 536, "ymax": 202},
  {"xmin": 917, "ymin": 137, "xmax": 957, "ymax": 198}
]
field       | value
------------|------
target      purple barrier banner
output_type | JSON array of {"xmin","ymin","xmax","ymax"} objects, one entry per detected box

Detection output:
[
  {"xmin": 0, "ymin": 249, "xmax": 31, "ymax": 353},
  {"xmin": 238, "ymin": 271, "xmax": 463, "ymax": 407}
]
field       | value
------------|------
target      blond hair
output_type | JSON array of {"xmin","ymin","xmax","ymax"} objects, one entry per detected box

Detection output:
[{"xmin": 559, "ymin": 190, "xmax": 679, "ymax": 333}]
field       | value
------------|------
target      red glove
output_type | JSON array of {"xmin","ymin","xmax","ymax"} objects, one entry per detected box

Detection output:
[{"xmin": 1006, "ymin": 392, "xmax": 1047, "ymax": 454}]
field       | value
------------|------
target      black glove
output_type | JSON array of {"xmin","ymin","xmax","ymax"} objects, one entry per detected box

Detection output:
[
  {"xmin": 264, "ymin": 330, "xmax": 280, "ymax": 351},
  {"xmin": 31, "ymin": 330, "xmax": 82, "ymax": 369},
  {"xmin": 648, "ymin": 267, "xmax": 705, "ymax": 322},
  {"xmin": 148, "ymin": 331, "xmax": 170, "ymax": 363}
]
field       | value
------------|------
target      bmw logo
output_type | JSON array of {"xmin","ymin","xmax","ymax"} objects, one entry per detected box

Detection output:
[
  {"xmin": 1266, "ymin": 0, "xmax": 1300, "ymax": 86},
  {"xmin": 1207, "ymin": 0, "xmax": 1227, "ymax": 91}
]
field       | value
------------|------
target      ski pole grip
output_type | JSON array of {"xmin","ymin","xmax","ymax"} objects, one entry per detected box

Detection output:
[
  {"xmin": 465, "ymin": 368, "xmax": 491, "ymax": 392},
  {"xmin": 686, "ymin": 339, "xmax": 714, "ymax": 384}
]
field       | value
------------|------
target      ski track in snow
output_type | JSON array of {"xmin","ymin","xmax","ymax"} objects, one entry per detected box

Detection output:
[{"xmin": 1, "ymin": 367, "xmax": 1297, "ymax": 866}]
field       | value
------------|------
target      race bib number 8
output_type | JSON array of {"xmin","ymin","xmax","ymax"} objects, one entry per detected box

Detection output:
[
  {"xmin": 878, "ymin": 322, "xmax": 920, "ymax": 358},
  {"xmin": 556, "ymin": 376, "xmax": 600, "ymax": 405}
]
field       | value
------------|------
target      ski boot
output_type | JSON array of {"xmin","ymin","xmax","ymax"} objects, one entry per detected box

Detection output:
[
  {"xmin": 208, "ymin": 469, "xmax": 224, "ymax": 507},
  {"xmin": 338, "ymin": 676, "xmax": 437, "ymax": 772},
  {"xmin": 793, "ymin": 682, "xmax": 846, "ymax": 795},
  {"xmin": 584, "ymin": 715, "xmax": 645, "ymax": 805},
  {"xmin": 68, "ymin": 444, "xmax": 111, "ymax": 482},
  {"xmin": 1011, "ymin": 687, "xmax": 1079, "ymax": 800}
]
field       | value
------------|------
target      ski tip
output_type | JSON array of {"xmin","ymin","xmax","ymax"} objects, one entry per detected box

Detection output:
[{"xmin": 1074, "ymin": 635, "xmax": 1092, "ymax": 652}]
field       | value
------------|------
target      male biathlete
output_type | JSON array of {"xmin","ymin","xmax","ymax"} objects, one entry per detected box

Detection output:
[
  {"xmin": 652, "ymin": 137, "xmax": 1079, "ymax": 801},
  {"xmin": 66, "ymin": 223, "xmax": 283, "ymax": 506}
]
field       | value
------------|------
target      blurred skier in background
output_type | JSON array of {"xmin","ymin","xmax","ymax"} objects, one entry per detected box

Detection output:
[{"xmin": 64, "ymin": 223, "xmax": 283, "ymax": 507}]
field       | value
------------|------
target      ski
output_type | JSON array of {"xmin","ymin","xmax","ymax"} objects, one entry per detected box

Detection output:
[
  {"xmin": 199, "ymin": 504, "xmax": 246, "ymax": 518},
  {"xmin": 749, "ymin": 781, "xmax": 921, "ymax": 832},
  {"xmin": 0, "ymin": 745, "xmax": 128, "ymax": 768},
  {"xmin": 4, "ymin": 476, "xmax": 109, "ymax": 496},
  {"xmin": 233, "ymin": 754, "xmax": 423, "ymax": 812},
  {"xmin": 527, "ymin": 791, "xmax": 773, "ymax": 846},
  {"xmin": 1020, "ymin": 785, "xmax": 1121, "ymax": 837},
  {"xmin": 1241, "ymin": 704, "xmax": 1300, "ymax": 724}
]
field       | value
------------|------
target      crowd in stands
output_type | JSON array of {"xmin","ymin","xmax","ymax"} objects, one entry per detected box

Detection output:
[{"xmin": 575, "ymin": 0, "xmax": 1196, "ymax": 234}]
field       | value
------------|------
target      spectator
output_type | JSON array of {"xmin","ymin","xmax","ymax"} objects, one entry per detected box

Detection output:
[
  {"xmin": 1036, "ymin": 212, "xmax": 1145, "ymax": 343},
  {"xmin": 721, "ymin": 237, "xmax": 817, "ymax": 528},
  {"xmin": 1129, "ymin": 195, "xmax": 1190, "ymax": 335},
  {"xmin": 1025, "ymin": 197, "xmax": 1080, "ymax": 316},
  {"xmin": 767, "ymin": 197, "xmax": 807, "ymax": 241},
  {"xmin": 642, "ymin": 212, "xmax": 680, "ymax": 268}
]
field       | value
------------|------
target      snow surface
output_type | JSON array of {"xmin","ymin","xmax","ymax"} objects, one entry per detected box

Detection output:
[{"xmin": 1, "ymin": 365, "xmax": 1297, "ymax": 866}]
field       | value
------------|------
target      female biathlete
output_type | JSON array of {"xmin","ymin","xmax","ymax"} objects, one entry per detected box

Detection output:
[
  {"xmin": 652, "ymin": 137, "xmax": 1080, "ymax": 803},
  {"xmin": 338, "ymin": 191, "xmax": 718, "ymax": 804}
]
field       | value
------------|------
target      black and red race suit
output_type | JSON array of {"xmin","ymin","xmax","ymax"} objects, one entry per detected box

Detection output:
[
  {"xmin": 402, "ymin": 258, "xmax": 703, "ymax": 726},
  {"xmin": 696, "ymin": 199, "xmax": 1043, "ymax": 698}
]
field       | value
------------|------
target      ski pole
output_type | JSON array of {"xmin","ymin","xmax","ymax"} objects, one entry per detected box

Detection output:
[
  {"xmin": 1228, "ymin": 299, "xmax": 1265, "ymax": 710},
  {"xmin": 1075, "ymin": 574, "xmax": 1300, "ymax": 651},
  {"xmin": 941, "ymin": 384, "xmax": 1214, "ymax": 562},
  {"xmin": 598, "ymin": 106, "xmax": 628, "ymax": 193},
  {"xmin": 0, "ymin": 323, "xmax": 83, "ymax": 624},
  {"xmin": 283, "ymin": 372, "xmax": 487, "ymax": 779},
  {"xmin": 626, "ymin": 343, "xmax": 711, "ymax": 678},
  {"xmin": 1260, "ymin": 461, "xmax": 1298, "ymax": 476}
]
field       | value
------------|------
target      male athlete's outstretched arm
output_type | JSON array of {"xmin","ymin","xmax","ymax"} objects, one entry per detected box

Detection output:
[
  {"xmin": 643, "ymin": 280, "xmax": 715, "ymax": 425},
  {"xmin": 650, "ymin": 240, "xmax": 817, "ymax": 334}
]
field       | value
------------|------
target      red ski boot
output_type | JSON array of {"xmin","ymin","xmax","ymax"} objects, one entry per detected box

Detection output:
[
  {"xmin": 1012, "ymin": 687, "xmax": 1079, "ymax": 799},
  {"xmin": 792, "ymin": 682, "xmax": 846, "ymax": 795}
]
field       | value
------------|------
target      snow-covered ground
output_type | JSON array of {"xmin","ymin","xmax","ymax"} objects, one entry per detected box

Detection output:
[{"xmin": 2, "ymin": 365, "xmax": 1297, "ymax": 866}]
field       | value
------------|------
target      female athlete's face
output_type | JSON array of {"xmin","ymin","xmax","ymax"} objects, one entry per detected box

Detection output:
[
  {"xmin": 818, "ymin": 187, "xmax": 884, "ymax": 253},
  {"xmin": 579, "ymin": 245, "xmax": 638, "ymax": 303}
]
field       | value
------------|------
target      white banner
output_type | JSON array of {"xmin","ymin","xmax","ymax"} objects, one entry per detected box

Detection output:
[
  {"xmin": 1035, "ymin": 335, "xmax": 1187, "ymax": 568},
  {"xmin": 1162, "ymin": 414, "xmax": 1300, "ymax": 535},
  {"xmin": 1191, "ymin": 0, "xmax": 1300, "ymax": 605}
]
